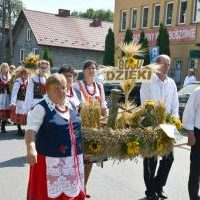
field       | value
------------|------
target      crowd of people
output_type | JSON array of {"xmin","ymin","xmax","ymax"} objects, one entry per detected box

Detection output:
[{"xmin": 0, "ymin": 55, "xmax": 199, "ymax": 200}]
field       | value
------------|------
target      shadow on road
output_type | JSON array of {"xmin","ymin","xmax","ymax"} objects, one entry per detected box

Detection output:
[
  {"xmin": 0, "ymin": 156, "xmax": 26, "ymax": 168},
  {"xmin": 0, "ymin": 130, "xmax": 24, "ymax": 141},
  {"xmin": 137, "ymin": 197, "xmax": 146, "ymax": 200}
]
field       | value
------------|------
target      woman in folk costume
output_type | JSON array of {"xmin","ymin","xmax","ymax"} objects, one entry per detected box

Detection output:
[
  {"xmin": 74, "ymin": 60, "xmax": 107, "ymax": 198},
  {"xmin": 25, "ymin": 73, "xmax": 85, "ymax": 200},
  {"xmin": 10, "ymin": 67, "xmax": 29, "ymax": 136},
  {"xmin": 24, "ymin": 59, "xmax": 50, "ymax": 114},
  {"xmin": 0, "ymin": 63, "xmax": 11, "ymax": 133},
  {"xmin": 58, "ymin": 65, "xmax": 80, "ymax": 110}
]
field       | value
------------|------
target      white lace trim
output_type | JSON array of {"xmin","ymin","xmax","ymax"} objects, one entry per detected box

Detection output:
[{"xmin": 46, "ymin": 154, "xmax": 84, "ymax": 198}]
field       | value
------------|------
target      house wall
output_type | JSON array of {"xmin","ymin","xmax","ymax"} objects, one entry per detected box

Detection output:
[{"xmin": 13, "ymin": 17, "xmax": 104, "ymax": 69}]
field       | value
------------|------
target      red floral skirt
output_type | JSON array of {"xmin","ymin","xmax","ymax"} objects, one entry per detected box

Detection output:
[
  {"xmin": 0, "ymin": 109, "xmax": 10, "ymax": 120},
  {"xmin": 27, "ymin": 155, "xmax": 85, "ymax": 200},
  {"xmin": 10, "ymin": 109, "xmax": 27, "ymax": 125}
]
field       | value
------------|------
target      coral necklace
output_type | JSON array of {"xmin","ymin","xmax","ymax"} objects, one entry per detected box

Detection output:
[
  {"xmin": 83, "ymin": 80, "xmax": 96, "ymax": 96},
  {"xmin": 55, "ymin": 105, "xmax": 68, "ymax": 113}
]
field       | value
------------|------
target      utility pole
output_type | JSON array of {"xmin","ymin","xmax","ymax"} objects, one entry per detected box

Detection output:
[
  {"xmin": 8, "ymin": 0, "xmax": 13, "ymax": 64},
  {"xmin": 1, "ymin": 0, "xmax": 6, "ymax": 62}
]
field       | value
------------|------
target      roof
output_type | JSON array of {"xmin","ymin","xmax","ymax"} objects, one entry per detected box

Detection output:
[{"xmin": 22, "ymin": 9, "xmax": 113, "ymax": 51}]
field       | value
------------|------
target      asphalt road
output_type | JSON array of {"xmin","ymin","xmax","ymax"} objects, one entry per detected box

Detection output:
[{"xmin": 0, "ymin": 125, "xmax": 191, "ymax": 200}]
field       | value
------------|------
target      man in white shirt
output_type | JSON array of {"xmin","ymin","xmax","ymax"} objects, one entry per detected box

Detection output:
[
  {"xmin": 182, "ymin": 87, "xmax": 200, "ymax": 200},
  {"xmin": 140, "ymin": 54, "xmax": 179, "ymax": 200},
  {"xmin": 183, "ymin": 68, "xmax": 197, "ymax": 87}
]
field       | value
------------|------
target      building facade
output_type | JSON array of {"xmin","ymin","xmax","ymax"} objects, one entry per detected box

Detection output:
[
  {"xmin": 12, "ymin": 9, "xmax": 113, "ymax": 69},
  {"xmin": 114, "ymin": 0, "xmax": 200, "ymax": 85}
]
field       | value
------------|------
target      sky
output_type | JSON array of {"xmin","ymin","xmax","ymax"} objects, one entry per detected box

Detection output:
[{"xmin": 22, "ymin": 0, "xmax": 115, "ymax": 13}]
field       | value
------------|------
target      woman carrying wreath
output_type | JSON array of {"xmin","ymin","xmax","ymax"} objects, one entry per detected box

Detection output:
[
  {"xmin": 24, "ymin": 59, "xmax": 50, "ymax": 114},
  {"xmin": 25, "ymin": 73, "xmax": 85, "ymax": 200},
  {"xmin": 74, "ymin": 60, "xmax": 107, "ymax": 198}
]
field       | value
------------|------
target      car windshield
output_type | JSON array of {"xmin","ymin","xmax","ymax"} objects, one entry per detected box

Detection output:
[{"xmin": 178, "ymin": 84, "xmax": 200, "ymax": 95}]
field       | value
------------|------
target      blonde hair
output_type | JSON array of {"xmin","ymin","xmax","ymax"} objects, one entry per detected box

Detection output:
[
  {"xmin": 46, "ymin": 73, "xmax": 66, "ymax": 91},
  {"xmin": 0, "ymin": 63, "xmax": 11, "ymax": 79}
]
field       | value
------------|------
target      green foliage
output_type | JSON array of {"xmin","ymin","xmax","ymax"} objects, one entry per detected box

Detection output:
[
  {"xmin": 71, "ymin": 8, "xmax": 113, "ymax": 22},
  {"xmin": 124, "ymin": 28, "xmax": 133, "ymax": 43},
  {"xmin": 10, "ymin": 0, "xmax": 24, "ymax": 24},
  {"xmin": 122, "ymin": 28, "xmax": 133, "ymax": 56},
  {"xmin": 139, "ymin": 31, "xmax": 150, "ymax": 65},
  {"xmin": 103, "ymin": 28, "xmax": 115, "ymax": 66},
  {"xmin": 43, "ymin": 48, "xmax": 53, "ymax": 67},
  {"xmin": 156, "ymin": 23, "xmax": 170, "ymax": 56}
]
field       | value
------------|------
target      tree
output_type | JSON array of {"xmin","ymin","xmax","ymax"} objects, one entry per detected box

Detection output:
[
  {"xmin": 103, "ymin": 28, "xmax": 115, "ymax": 66},
  {"xmin": 139, "ymin": 31, "xmax": 150, "ymax": 65},
  {"xmin": 124, "ymin": 28, "xmax": 133, "ymax": 43},
  {"xmin": 122, "ymin": 28, "xmax": 133, "ymax": 56},
  {"xmin": 71, "ymin": 8, "xmax": 113, "ymax": 22},
  {"xmin": 43, "ymin": 48, "xmax": 54, "ymax": 67},
  {"xmin": 156, "ymin": 23, "xmax": 170, "ymax": 56}
]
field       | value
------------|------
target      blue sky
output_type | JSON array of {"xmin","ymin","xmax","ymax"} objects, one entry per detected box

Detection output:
[{"xmin": 22, "ymin": 0, "xmax": 115, "ymax": 13}]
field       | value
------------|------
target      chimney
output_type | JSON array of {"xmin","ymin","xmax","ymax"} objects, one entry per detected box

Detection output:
[
  {"xmin": 56, "ymin": 9, "xmax": 70, "ymax": 17},
  {"xmin": 90, "ymin": 16, "xmax": 102, "ymax": 27}
]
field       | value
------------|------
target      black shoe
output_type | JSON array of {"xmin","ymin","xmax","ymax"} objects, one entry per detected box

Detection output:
[
  {"xmin": 156, "ymin": 189, "xmax": 168, "ymax": 199},
  {"xmin": 146, "ymin": 193, "xmax": 159, "ymax": 200},
  {"xmin": 17, "ymin": 129, "xmax": 24, "ymax": 136},
  {"xmin": 1, "ymin": 127, "xmax": 6, "ymax": 134}
]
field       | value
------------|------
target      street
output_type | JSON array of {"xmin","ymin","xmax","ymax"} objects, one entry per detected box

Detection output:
[{"xmin": 0, "ymin": 125, "xmax": 191, "ymax": 200}]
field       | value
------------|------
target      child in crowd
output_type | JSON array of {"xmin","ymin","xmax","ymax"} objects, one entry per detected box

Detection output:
[{"xmin": 10, "ymin": 67, "xmax": 29, "ymax": 136}]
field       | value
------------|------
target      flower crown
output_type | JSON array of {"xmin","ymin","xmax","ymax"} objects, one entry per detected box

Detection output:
[{"xmin": 36, "ymin": 59, "xmax": 50, "ymax": 68}]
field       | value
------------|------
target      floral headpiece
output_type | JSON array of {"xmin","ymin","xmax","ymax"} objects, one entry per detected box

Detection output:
[{"xmin": 36, "ymin": 59, "xmax": 50, "ymax": 68}]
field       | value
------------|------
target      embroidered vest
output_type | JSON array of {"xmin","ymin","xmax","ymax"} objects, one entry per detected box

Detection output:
[
  {"xmin": 33, "ymin": 79, "xmax": 46, "ymax": 99},
  {"xmin": 16, "ymin": 81, "xmax": 27, "ymax": 101},
  {"xmin": 0, "ymin": 78, "xmax": 10, "ymax": 94},
  {"xmin": 36, "ymin": 100, "xmax": 83, "ymax": 157}
]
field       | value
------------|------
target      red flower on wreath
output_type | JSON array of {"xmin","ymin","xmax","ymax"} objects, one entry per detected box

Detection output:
[{"xmin": 59, "ymin": 145, "xmax": 67, "ymax": 153}]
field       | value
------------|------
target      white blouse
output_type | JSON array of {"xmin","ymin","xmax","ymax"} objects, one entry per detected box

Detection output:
[
  {"xmin": 140, "ymin": 73, "xmax": 179, "ymax": 117},
  {"xmin": 182, "ymin": 86, "xmax": 200, "ymax": 131},
  {"xmin": 74, "ymin": 80, "xmax": 107, "ymax": 109},
  {"xmin": 24, "ymin": 75, "xmax": 46, "ymax": 114},
  {"xmin": 10, "ymin": 77, "xmax": 29, "ymax": 114}
]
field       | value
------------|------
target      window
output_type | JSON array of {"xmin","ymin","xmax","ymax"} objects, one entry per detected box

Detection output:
[
  {"xmin": 120, "ymin": 10, "xmax": 126, "ymax": 31},
  {"xmin": 20, "ymin": 49, "xmax": 25, "ymax": 63},
  {"xmin": 32, "ymin": 48, "xmax": 38, "ymax": 55},
  {"xmin": 153, "ymin": 4, "xmax": 160, "ymax": 27},
  {"xmin": 179, "ymin": 0, "xmax": 187, "ymax": 24},
  {"xmin": 27, "ymin": 28, "xmax": 31, "ymax": 41},
  {"xmin": 165, "ymin": 2, "xmax": 173, "ymax": 25},
  {"xmin": 173, "ymin": 59, "xmax": 182, "ymax": 83},
  {"xmin": 193, "ymin": 0, "xmax": 200, "ymax": 22},
  {"xmin": 142, "ymin": 6, "xmax": 148, "ymax": 28},
  {"xmin": 131, "ymin": 9, "xmax": 137, "ymax": 30},
  {"xmin": 188, "ymin": 59, "xmax": 198, "ymax": 69}
]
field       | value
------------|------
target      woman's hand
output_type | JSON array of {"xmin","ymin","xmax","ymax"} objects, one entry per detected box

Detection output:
[
  {"xmin": 25, "ymin": 130, "xmax": 37, "ymax": 165},
  {"xmin": 26, "ymin": 144, "xmax": 37, "ymax": 165},
  {"xmin": 188, "ymin": 131, "xmax": 196, "ymax": 146}
]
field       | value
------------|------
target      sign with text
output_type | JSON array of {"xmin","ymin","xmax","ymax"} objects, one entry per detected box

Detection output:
[
  {"xmin": 150, "ymin": 46, "xmax": 159, "ymax": 63},
  {"xmin": 105, "ymin": 59, "xmax": 153, "ymax": 82},
  {"xmin": 119, "ymin": 25, "xmax": 197, "ymax": 44}
]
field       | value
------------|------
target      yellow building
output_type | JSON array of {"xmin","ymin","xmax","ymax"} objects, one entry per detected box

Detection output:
[{"xmin": 114, "ymin": 0, "xmax": 200, "ymax": 85}]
